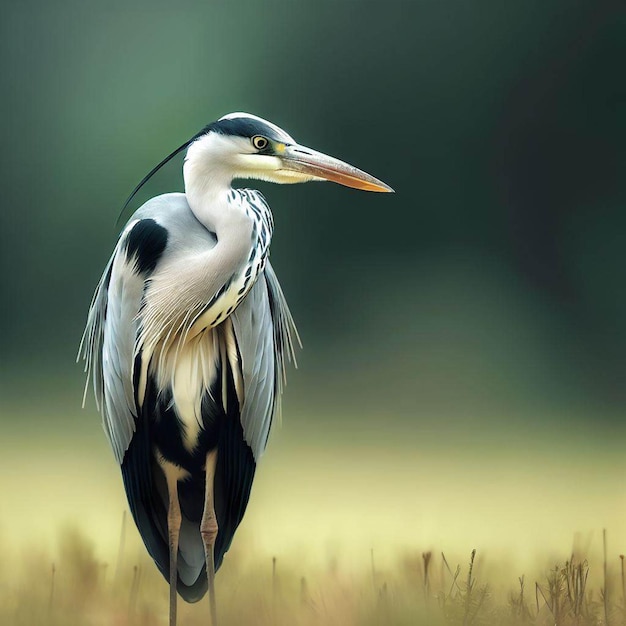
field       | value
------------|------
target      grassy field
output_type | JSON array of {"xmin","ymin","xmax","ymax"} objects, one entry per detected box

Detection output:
[
  {"xmin": 1, "ymin": 404, "xmax": 625, "ymax": 625},
  {"xmin": 1, "ymin": 522, "xmax": 625, "ymax": 626}
]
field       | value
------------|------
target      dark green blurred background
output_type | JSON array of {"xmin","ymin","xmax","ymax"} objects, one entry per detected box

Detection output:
[{"xmin": 0, "ymin": 0, "xmax": 625, "ymax": 558}]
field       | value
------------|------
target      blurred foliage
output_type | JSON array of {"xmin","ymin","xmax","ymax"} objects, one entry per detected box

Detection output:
[{"xmin": 1, "ymin": 0, "xmax": 625, "ymax": 430}]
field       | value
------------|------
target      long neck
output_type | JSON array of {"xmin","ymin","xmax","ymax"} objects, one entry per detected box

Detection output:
[
  {"xmin": 183, "ymin": 139, "xmax": 255, "ymax": 272},
  {"xmin": 171, "ymin": 138, "xmax": 273, "ymax": 335},
  {"xmin": 183, "ymin": 138, "xmax": 236, "ymax": 229}
]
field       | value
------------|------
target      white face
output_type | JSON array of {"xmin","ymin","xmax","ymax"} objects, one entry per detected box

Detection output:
[
  {"xmin": 233, "ymin": 139, "xmax": 318, "ymax": 185},
  {"xmin": 188, "ymin": 120, "xmax": 316, "ymax": 185},
  {"xmin": 213, "ymin": 112, "xmax": 315, "ymax": 183}
]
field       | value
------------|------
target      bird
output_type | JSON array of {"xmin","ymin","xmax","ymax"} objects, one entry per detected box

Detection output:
[{"xmin": 79, "ymin": 112, "xmax": 393, "ymax": 626}]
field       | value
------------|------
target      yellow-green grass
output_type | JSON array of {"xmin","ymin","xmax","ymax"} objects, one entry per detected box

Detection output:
[
  {"xmin": 1, "ymin": 522, "xmax": 625, "ymax": 626},
  {"xmin": 2, "ymin": 408, "xmax": 624, "ymax": 625}
]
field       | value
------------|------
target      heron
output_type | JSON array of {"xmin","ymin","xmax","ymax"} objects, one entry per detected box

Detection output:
[{"xmin": 79, "ymin": 112, "xmax": 392, "ymax": 625}]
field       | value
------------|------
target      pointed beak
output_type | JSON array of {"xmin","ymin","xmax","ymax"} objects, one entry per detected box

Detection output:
[{"xmin": 279, "ymin": 144, "xmax": 394, "ymax": 193}]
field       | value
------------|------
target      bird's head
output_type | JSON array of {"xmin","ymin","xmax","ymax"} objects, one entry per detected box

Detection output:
[
  {"xmin": 120, "ymin": 112, "xmax": 392, "ymax": 219},
  {"xmin": 185, "ymin": 112, "xmax": 394, "ymax": 193}
]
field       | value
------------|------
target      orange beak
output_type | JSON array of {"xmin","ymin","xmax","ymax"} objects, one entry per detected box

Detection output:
[{"xmin": 280, "ymin": 144, "xmax": 394, "ymax": 193}]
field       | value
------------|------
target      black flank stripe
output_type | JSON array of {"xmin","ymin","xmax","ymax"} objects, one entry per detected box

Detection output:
[{"xmin": 248, "ymin": 204, "xmax": 262, "ymax": 220}]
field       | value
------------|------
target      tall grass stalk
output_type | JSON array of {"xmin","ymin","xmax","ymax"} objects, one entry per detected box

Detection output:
[
  {"xmin": 619, "ymin": 554, "xmax": 626, "ymax": 626},
  {"xmin": 115, "ymin": 510, "xmax": 127, "ymax": 586},
  {"xmin": 462, "ymin": 549, "xmax": 476, "ymax": 626},
  {"xmin": 128, "ymin": 564, "xmax": 141, "ymax": 619},
  {"xmin": 604, "ymin": 528, "xmax": 610, "ymax": 626},
  {"xmin": 423, "ymin": 551, "xmax": 432, "ymax": 600},
  {"xmin": 272, "ymin": 555, "xmax": 277, "ymax": 617},
  {"xmin": 47, "ymin": 562, "xmax": 55, "ymax": 615},
  {"xmin": 300, "ymin": 576, "xmax": 308, "ymax": 607}
]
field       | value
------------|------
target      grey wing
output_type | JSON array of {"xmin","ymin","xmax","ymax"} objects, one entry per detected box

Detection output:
[
  {"xmin": 79, "ymin": 220, "xmax": 145, "ymax": 464},
  {"xmin": 81, "ymin": 206, "xmax": 298, "ymax": 464},
  {"xmin": 230, "ymin": 261, "xmax": 299, "ymax": 460}
]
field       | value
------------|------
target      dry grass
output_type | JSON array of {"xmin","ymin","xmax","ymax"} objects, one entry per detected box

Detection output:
[{"xmin": 1, "ymin": 523, "xmax": 625, "ymax": 626}]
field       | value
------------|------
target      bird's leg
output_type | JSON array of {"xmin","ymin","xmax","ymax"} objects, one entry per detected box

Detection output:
[
  {"xmin": 166, "ymin": 473, "xmax": 182, "ymax": 626},
  {"xmin": 201, "ymin": 449, "xmax": 219, "ymax": 626}
]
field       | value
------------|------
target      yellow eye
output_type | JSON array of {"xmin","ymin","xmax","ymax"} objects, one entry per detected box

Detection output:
[{"xmin": 252, "ymin": 136, "xmax": 269, "ymax": 150}]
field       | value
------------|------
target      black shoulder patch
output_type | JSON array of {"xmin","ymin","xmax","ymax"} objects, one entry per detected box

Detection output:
[{"xmin": 125, "ymin": 219, "xmax": 168, "ymax": 275}]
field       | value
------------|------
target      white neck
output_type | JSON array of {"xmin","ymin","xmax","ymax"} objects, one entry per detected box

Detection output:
[
  {"xmin": 183, "ymin": 135, "xmax": 236, "ymax": 229},
  {"xmin": 181, "ymin": 135, "xmax": 258, "ymax": 316}
]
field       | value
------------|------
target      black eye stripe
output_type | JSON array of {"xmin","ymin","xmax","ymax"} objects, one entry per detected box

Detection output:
[{"xmin": 206, "ymin": 118, "xmax": 284, "ymax": 141}]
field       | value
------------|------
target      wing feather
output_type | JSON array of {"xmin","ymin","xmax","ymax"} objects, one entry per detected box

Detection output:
[
  {"xmin": 231, "ymin": 262, "xmax": 299, "ymax": 460},
  {"xmin": 80, "ymin": 221, "xmax": 144, "ymax": 463}
]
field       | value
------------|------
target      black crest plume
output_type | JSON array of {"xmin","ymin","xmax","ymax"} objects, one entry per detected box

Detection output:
[{"xmin": 116, "ymin": 127, "xmax": 208, "ymax": 225}]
